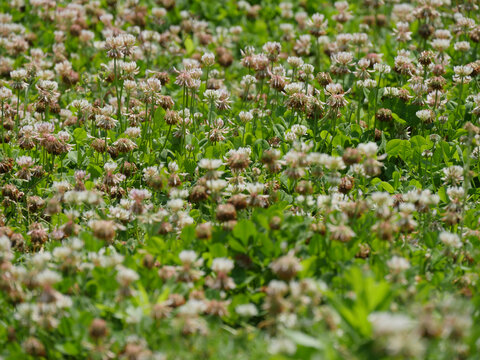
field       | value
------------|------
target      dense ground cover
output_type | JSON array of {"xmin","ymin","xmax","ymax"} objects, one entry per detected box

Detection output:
[{"xmin": 0, "ymin": 0, "xmax": 480, "ymax": 358}]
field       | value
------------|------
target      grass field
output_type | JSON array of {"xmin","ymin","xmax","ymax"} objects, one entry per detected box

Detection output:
[{"xmin": 0, "ymin": 0, "xmax": 480, "ymax": 359}]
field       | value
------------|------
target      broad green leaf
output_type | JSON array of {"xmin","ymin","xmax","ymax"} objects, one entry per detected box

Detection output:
[
  {"xmin": 386, "ymin": 139, "xmax": 412, "ymax": 160},
  {"xmin": 380, "ymin": 181, "xmax": 394, "ymax": 193},
  {"xmin": 232, "ymin": 219, "xmax": 257, "ymax": 246},
  {"xmin": 184, "ymin": 37, "xmax": 195, "ymax": 54}
]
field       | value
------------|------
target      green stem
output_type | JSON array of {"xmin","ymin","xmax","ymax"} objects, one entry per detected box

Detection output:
[
  {"xmin": 316, "ymin": 38, "xmax": 321, "ymax": 71},
  {"xmin": 114, "ymin": 58, "xmax": 122, "ymax": 122},
  {"xmin": 104, "ymin": 130, "xmax": 108, "ymax": 164},
  {"xmin": 208, "ymin": 101, "xmax": 214, "ymax": 127},
  {"xmin": 356, "ymin": 88, "xmax": 363, "ymax": 124},
  {"xmin": 182, "ymin": 85, "xmax": 187, "ymax": 152},
  {"xmin": 242, "ymin": 121, "xmax": 247, "ymax": 146},
  {"xmin": 373, "ymin": 74, "xmax": 382, "ymax": 132},
  {"xmin": 1, "ymin": 102, "xmax": 4, "ymax": 154},
  {"xmin": 162, "ymin": 125, "xmax": 172, "ymax": 152},
  {"xmin": 15, "ymin": 89, "xmax": 20, "ymax": 131},
  {"xmin": 459, "ymin": 135, "xmax": 473, "ymax": 240}
]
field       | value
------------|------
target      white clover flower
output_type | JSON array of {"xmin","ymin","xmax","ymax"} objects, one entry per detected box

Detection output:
[
  {"xmin": 284, "ymin": 82, "xmax": 304, "ymax": 95},
  {"xmin": 399, "ymin": 202, "xmax": 415, "ymax": 213},
  {"xmin": 10, "ymin": 68, "xmax": 28, "ymax": 81},
  {"xmin": 125, "ymin": 127, "xmax": 141, "ymax": 138},
  {"xmin": 267, "ymin": 280, "xmax": 289, "ymax": 295},
  {"xmin": 371, "ymin": 192, "xmax": 393, "ymax": 207},
  {"xmin": 285, "ymin": 131, "xmax": 297, "ymax": 142},
  {"xmin": 198, "ymin": 158, "xmax": 223, "ymax": 170},
  {"xmin": 30, "ymin": 252, "xmax": 52, "ymax": 269},
  {"xmin": 238, "ymin": 111, "xmax": 253, "ymax": 123},
  {"xmin": 447, "ymin": 186, "xmax": 464, "ymax": 201},
  {"xmin": 0, "ymin": 236, "xmax": 12, "ymax": 262},
  {"xmin": 324, "ymin": 156, "xmax": 346, "ymax": 171},
  {"xmin": 52, "ymin": 246, "xmax": 72, "ymax": 260},
  {"xmin": 246, "ymin": 182, "xmax": 264, "ymax": 194},
  {"xmin": 454, "ymin": 41, "xmax": 470, "ymax": 52},
  {"xmin": 211, "ymin": 258, "xmax": 234, "ymax": 273},
  {"xmin": 116, "ymin": 266, "xmax": 139, "ymax": 286},
  {"xmin": 179, "ymin": 250, "xmax": 200, "ymax": 266},
  {"xmin": 52, "ymin": 180, "xmax": 71, "ymax": 193},
  {"xmin": 166, "ymin": 198, "xmax": 184, "ymax": 212},
  {"xmin": 454, "ymin": 65, "xmax": 473, "ymax": 77},
  {"xmin": 357, "ymin": 142, "xmax": 378, "ymax": 157},
  {"xmin": 331, "ymin": 51, "xmax": 353, "ymax": 66},
  {"xmin": 16, "ymin": 156, "xmax": 34, "ymax": 167},
  {"xmin": 439, "ymin": 232, "xmax": 462, "ymax": 248},
  {"xmin": 10, "ymin": 265, "xmax": 27, "ymax": 281},
  {"xmin": 225, "ymin": 147, "xmax": 252, "ymax": 158},
  {"xmin": 359, "ymin": 79, "xmax": 377, "ymax": 88},
  {"xmin": 235, "ymin": 303, "xmax": 258, "ymax": 317},
  {"xmin": 278, "ymin": 313, "xmax": 297, "ymax": 328},
  {"xmin": 36, "ymin": 269, "xmax": 62, "ymax": 287},
  {"xmin": 241, "ymin": 74, "xmax": 257, "ymax": 86},
  {"xmin": 204, "ymin": 89, "xmax": 220, "ymax": 102},
  {"xmin": 104, "ymin": 162, "xmax": 118, "ymax": 172},
  {"xmin": 201, "ymin": 52, "xmax": 215, "ymax": 66},
  {"xmin": 369, "ymin": 312, "xmax": 414, "ymax": 336},
  {"xmin": 268, "ymin": 338, "xmax": 296, "ymax": 355},
  {"xmin": 178, "ymin": 299, "xmax": 207, "ymax": 316},
  {"xmin": 350, "ymin": 163, "xmax": 366, "ymax": 176},
  {"xmin": 291, "ymin": 124, "xmax": 308, "ymax": 136},
  {"xmin": 442, "ymin": 165, "xmax": 464, "ymax": 185},
  {"xmin": 0, "ymin": 86, "xmax": 13, "ymax": 100},
  {"xmin": 387, "ymin": 256, "xmax": 410, "ymax": 273},
  {"xmin": 176, "ymin": 212, "xmax": 194, "ymax": 228},
  {"xmin": 416, "ymin": 109, "xmax": 434, "ymax": 122},
  {"xmin": 287, "ymin": 56, "xmax": 304, "ymax": 68},
  {"xmin": 169, "ymin": 189, "xmax": 189, "ymax": 199},
  {"xmin": 206, "ymin": 179, "xmax": 228, "ymax": 192},
  {"xmin": 431, "ymin": 38, "xmax": 450, "ymax": 52},
  {"xmin": 69, "ymin": 238, "xmax": 84, "ymax": 251},
  {"xmin": 373, "ymin": 63, "xmax": 391, "ymax": 74},
  {"xmin": 0, "ymin": 235, "xmax": 11, "ymax": 252},
  {"xmin": 301, "ymin": 63, "xmax": 314, "ymax": 75}
]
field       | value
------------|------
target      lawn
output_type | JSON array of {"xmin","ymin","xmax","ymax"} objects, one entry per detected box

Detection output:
[{"xmin": 0, "ymin": 0, "xmax": 480, "ymax": 359}]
